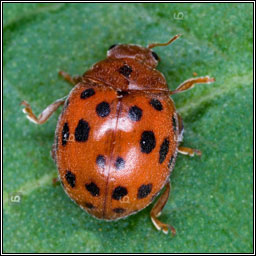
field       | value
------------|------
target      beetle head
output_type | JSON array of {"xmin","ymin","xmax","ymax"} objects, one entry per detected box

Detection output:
[
  {"xmin": 107, "ymin": 44, "xmax": 159, "ymax": 68},
  {"xmin": 107, "ymin": 34, "xmax": 181, "ymax": 69}
]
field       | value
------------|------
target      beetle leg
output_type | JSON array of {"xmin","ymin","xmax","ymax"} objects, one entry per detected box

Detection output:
[
  {"xmin": 58, "ymin": 70, "xmax": 83, "ymax": 86},
  {"xmin": 150, "ymin": 182, "xmax": 176, "ymax": 236},
  {"xmin": 170, "ymin": 76, "xmax": 215, "ymax": 95},
  {"xmin": 176, "ymin": 113, "xmax": 184, "ymax": 142},
  {"xmin": 21, "ymin": 97, "xmax": 66, "ymax": 124},
  {"xmin": 176, "ymin": 113, "xmax": 201, "ymax": 156},
  {"xmin": 178, "ymin": 146, "xmax": 201, "ymax": 157}
]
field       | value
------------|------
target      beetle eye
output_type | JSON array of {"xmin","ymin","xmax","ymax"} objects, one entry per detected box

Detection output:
[
  {"xmin": 151, "ymin": 51, "xmax": 159, "ymax": 61},
  {"xmin": 108, "ymin": 44, "xmax": 117, "ymax": 50}
]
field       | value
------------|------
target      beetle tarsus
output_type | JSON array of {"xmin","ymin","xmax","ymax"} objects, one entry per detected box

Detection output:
[{"xmin": 178, "ymin": 146, "xmax": 202, "ymax": 157}]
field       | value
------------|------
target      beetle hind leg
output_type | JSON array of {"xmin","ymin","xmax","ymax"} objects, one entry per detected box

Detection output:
[
  {"xmin": 21, "ymin": 97, "xmax": 66, "ymax": 124},
  {"xmin": 150, "ymin": 182, "xmax": 176, "ymax": 236},
  {"xmin": 58, "ymin": 70, "xmax": 83, "ymax": 86}
]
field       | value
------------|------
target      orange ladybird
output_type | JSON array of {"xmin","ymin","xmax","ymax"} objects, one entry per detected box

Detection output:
[{"xmin": 21, "ymin": 35, "xmax": 214, "ymax": 235}]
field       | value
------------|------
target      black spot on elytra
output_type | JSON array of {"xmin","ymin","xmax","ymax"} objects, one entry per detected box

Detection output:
[
  {"xmin": 62, "ymin": 122, "xmax": 69, "ymax": 146},
  {"xmin": 172, "ymin": 115, "xmax": 177, "ymax": 132},
  {"xmin": 115, "ymin": 157, "xmax": 125, "ymax": 170},
  {"xmin": 65, "ymin": 170, "xmax": 76, "ymax": 188},
  {"xmin": 119, "ymin": 64, "xmax": 132, "ymax": 77},
  {"xmin": 85, "ymin": 182, "xmax": 100, "ymax": 196},
  {"xmin": 113, "ymin": 208, "xmax": 125, "ymax": 213},
  {"xmin": 150, "ymin": 99, "xmax": 163, "ymax": 111},
  {"xmin": 151, "ymin": 51, "xmax": 159, "ymax": 61},
  {"xmin": 108, "ymin": 44, "xmax": 117, "ymax": 50},
  {"xmin": 75, "ymin": 119, "xmax": 90, "ymax": 142},
  {"xmin": 80, "ymin": 88, "xmax": 95, "ymax": 99},
  {"xmin": 137, "ymin": 184, "xmax": 152, "ymax": 199},
  {"xmin": 159, "ymin": 138, "xmax": 170, "ymax": 164},
  {"xmin": 140, "ymin": 131, "xmax": 156, "ymax": 154},
  {"xmin": 84, "ymin": 202, "xmax": 94, "ymax": 209},
  {"xmin": 112, "ymin": 186, "xmax": 128, "ymax": 200},
  {"xmin": 96, "ymin": 155, "xmax": 106, "ymax": 168},
  {"xmin": 96, "ymin": 101, "xmax": 110, "ymax": 117},
  {"xmin": 129, "ymin": 105, "xmax": 142, "ymax": 122}
]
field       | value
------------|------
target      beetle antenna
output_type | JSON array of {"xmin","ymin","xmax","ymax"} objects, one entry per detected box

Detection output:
[{"xmin": 148, "ymin": 34, "xmax": 182, "ymax": 49}]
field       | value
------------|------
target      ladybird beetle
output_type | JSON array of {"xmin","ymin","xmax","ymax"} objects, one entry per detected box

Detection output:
[{"xmin": 21, "ymin": 34, "xmax": 214, "ymax": 235}]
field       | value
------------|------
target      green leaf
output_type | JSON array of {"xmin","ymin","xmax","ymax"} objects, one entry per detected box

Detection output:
[{"xmin": 3, "ymin": 3, "xmax": 253, "ymax": 253}]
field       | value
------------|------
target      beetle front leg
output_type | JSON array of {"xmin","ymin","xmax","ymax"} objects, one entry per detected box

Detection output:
[
  {"xmin": 21, "ymin": 97, "xmax": 66, "ymax": 124},
  {"xmin": 170, "ymin": 76, "xmax": 215, "ymax": 95},
  {"xmin": 150, "ymin": 182, "xmax": 176, "ymax": 236},
  {"xmin": 58, "ymin": 70, "xmax": 83, "ymax": 86}
]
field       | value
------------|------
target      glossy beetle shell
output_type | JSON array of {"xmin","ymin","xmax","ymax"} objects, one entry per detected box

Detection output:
[{"xmin": 53, "ymin": 45, "xmax": 179, "ymax": 220}]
